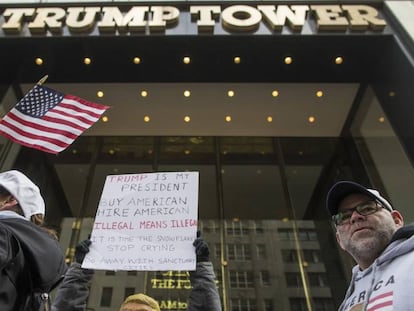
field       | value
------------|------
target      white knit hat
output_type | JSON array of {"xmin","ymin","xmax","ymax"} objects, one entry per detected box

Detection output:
[{"xmin": 0, "ymin": 170, "xmax": 45, "ymax": 219}]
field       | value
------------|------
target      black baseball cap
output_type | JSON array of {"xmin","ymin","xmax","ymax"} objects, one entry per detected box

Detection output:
[{"xmin": 326, "ymin": 181, "xmax": 393, "ymax": 216}]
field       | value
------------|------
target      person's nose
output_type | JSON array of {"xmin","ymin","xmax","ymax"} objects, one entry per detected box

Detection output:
[{"xmin": 350, "ymin": 209, "xmax": 365, "ymax": 224}]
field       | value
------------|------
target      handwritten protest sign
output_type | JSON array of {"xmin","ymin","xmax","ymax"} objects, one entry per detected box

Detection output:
[{"xmin": 82, "ymin": 171, "xmax": 199, "ymax": 271}]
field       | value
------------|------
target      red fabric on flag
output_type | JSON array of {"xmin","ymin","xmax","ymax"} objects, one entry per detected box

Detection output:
[{"xmin": 0, "ymin": 84, "xmax": 109, "ymax": 154}]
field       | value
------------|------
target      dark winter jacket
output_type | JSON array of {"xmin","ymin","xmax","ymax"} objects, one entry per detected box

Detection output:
[
  {"xmin": 52, "ymin": 261, "xmax": 222, "ymax": 311},
  {"xmin": 188, "ymin": 261, "xmax": 222, "ymax": 311},
  {"xmin": 51, "ymin": 262, "xmax": 94, "ymax": 311},
  {"xmin": 0, "ymin": 214, "xmax": 67, "ymax": 311}
]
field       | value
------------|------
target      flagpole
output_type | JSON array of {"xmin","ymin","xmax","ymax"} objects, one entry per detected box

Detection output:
[
  {"xmin": 67, "ymin": 137, "xmax": 102, "ymax": 262},
  {"xmin": 37, "ymin": 75, "xmax": 48, "ymax": 85}
]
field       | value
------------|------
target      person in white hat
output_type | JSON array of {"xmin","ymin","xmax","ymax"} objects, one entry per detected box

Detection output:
[
  {"xmin": 0, "ymin": 169, "xmax": 45, "ymax": 222},
  {"xmin": 0, "ymin": 170, "xmax": 67, "ymax": 311},
  {"xmin": 326, "ymin": 180, "xmax": 414, "ymax": 311}
]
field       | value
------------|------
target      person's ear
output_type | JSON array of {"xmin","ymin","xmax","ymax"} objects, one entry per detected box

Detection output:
[
  {"xmin": 391, "ymin": 210, "xmax": 404, "ymax": 226},
  {"xmin": 3, "ymin": 197, "xmax": 18, "ymax": 208}
]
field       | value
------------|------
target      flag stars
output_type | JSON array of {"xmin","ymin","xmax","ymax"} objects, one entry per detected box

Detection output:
[
  {"xmin": 0, "ymin": 84, "xmax": 109, "ymax": 154},
  {"xmin": 17, "ymin": 86, "xmax": 64, "ymax": 117}
]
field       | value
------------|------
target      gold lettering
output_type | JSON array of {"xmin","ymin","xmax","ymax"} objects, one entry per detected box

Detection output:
[
  {"xmin": 160, "ymin": 300, "xmax": 188, "ymax": 310},
  {"xmin": 28, "ymin": 7, "xmax": 66, "ymax": 34},
  {"xmin": 190, "ymin": 6, "xmax": 220, "ymax": 33},
  {"xmin": 0, "ymin": 4, "xmax": 387, "ymax": 35},
  {"xmin": 258, "ymin": 5, "xmax": 308, "ymax": 32},
  {"xmin": 159, "ymin": 300, "xmax": 188, "ymax": 310},
  {"xmin": 222, "ymin": 5, "xmax": 262, "ymax": 32},
  {"xmin": 152, "ymin": 278, "xmax": 178, "ymax": 289},
  {"xmin": 66, "ymin": 7, "xmax": 100, "ymax": 33},
  {"xmin": 342, "ymin": 5, "xmax": 386, "ymax": 31},
  {"xmin": 151, "ymin": 271, "xmax": 191, "ymax": 289},
  {"xmin": 149, "ymin": 6, "xmax": 180, "ymax": 32},
  {"xmin": 161, "ymin": 270, "xmax": 189, "ymax": 277},
  {"xmin": 151, "ymin": 278, "xmax": 163, "ymax": 288},
  {"xmin": 2, "ymin": 8, "xmax": 35, "ymax": 34},
  {"xmin": 98, "ymin": 6, "xmax": 148, "ymax": 33},
  {"xmin": 158, "ymin": 279, "xmax": 168, "ymax": 289},
  {"xmin": 311, "ymin": 5, "xmax": 348, "ymax": 31},
  {"xmin": 175, "ymin": 279, "xmax": 192, "ymax": 289}
]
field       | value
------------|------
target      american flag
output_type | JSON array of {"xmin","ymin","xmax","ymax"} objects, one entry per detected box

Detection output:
[
  {"xmin": 0, "ymin": 84, "xmax": 109, "ymax": 154},
  {"xmin": 367, "ymin": 291, "xmax": 393, "ymax": 311}
]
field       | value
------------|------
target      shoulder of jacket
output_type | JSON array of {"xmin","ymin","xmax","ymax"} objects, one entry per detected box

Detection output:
[{"xmin": 0, "ymin": 223, "xmax": 17, "ymax": 268}]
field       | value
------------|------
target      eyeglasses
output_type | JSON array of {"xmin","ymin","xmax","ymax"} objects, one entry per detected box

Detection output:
[{"xmin": 332, "ymin": 200, "xmax": 384, "ymax": 226}]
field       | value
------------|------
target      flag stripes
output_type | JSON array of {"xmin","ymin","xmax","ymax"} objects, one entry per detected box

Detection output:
[{"xmin": 0, "ymin": 85, "xmax": 109, "ymax": 154}]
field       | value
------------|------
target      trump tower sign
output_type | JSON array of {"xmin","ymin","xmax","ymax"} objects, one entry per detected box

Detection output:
[{"xmin": 0, "ymin": 3, "xmax": 388, "ymax": 37}]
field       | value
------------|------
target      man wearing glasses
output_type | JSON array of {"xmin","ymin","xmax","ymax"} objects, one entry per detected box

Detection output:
[{"xmin": 326, "ymin": 181, "xmax": 414, "ymax": 311}]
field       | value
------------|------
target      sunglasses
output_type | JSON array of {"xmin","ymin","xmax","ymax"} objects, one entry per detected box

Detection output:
[{"xmin": 332, "ymin": 200, "xmax": 386, "ymax": 226}]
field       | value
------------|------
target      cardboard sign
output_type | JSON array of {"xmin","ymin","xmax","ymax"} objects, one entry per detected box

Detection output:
[{"xmin": 82, "ymin": 171, "xmax": 199, "ymax": 271}]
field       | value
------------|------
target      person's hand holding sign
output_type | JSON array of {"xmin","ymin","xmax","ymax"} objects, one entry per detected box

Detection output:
[{"xmin": 193, "ymin": 231, "xmax": 210, "ymax": 262}]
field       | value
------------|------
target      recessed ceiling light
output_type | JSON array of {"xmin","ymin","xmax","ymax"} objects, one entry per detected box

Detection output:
[
  {"xmin": 97, "ymin": 91, "xmax": 104, "ymax": 98},
  {"xmin": 101, "ymin": 116, "xmax": 108, "ymax": 122},
  {"xmin": 184, "ymin": 149, "xmax": 191, "ymax": 155},
  {"xmin": 227, "ymin": 90, "xmax": 235, "ymax": 97},
  {"xmin": 83, "ymin": 57, "xmax": 91, "ymax": 65},
  {"xmin": 183, "ymin": 56, "xmax": 191, "ymax": 64},
  {"xmin": 225, "ymin": 116, "xmax": 232, "ymax": 122},
  {"xmin": 234, "ymin": 56, "xmax": 241, "ymax": 64},
  {"xmin": 316, "ymin": 90, "xmax": 324, "ymax": 97},
  {"xmin": 267, "ymin": 116, "xmax": 273, "ymax": 122},
  {"xmin": 141, "ymin": 90, "xmax": 148, "ymax": 97},
  {"xmin": 184, "ymin": 90, "xmax": 191, "ymax": 97},
  {"xmin": 335, "ymin": 56, "xmax": 344, "ymax": 65},
  {"xmin": 308, "ymin": 116, "xmax": 316, "ymax": 123},
  {"xmin": 388, "ymin": 91, "xmax": 396, "ymax": 97},
  {"xmin": 144, "ymin": 116, "xmax": 150, "ymax": 122},
  {"xmin": 133, "ymin": 57, "xmax": 141, "ymax": 64},
  {"xmin": 378, "ymin": 116, "xmax": 385, "ymax": 123},
  {"xmin": 284, "ymin": 56, "xmax": 293, "ymax": 65},
  {"xmin": 272, "ymin": 90, "xmax": 279, "ymax": 97},
  {"xmin": 184, "ymin": 116, "xmax": 191, "ymax": 122},
  {"xmin": 35, "ymin": 57, "xmax": 43, "ymax": 66}
]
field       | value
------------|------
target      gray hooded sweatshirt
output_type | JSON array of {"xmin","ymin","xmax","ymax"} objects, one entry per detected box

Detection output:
[{"xmin": 339, "ymin": 223, "xmax": 414, "ymax": 311}]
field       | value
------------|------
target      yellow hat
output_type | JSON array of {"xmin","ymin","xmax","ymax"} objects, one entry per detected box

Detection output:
[{"xmin": 120, "ymin": 293, "xmax": 160, "ymax": 311}]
